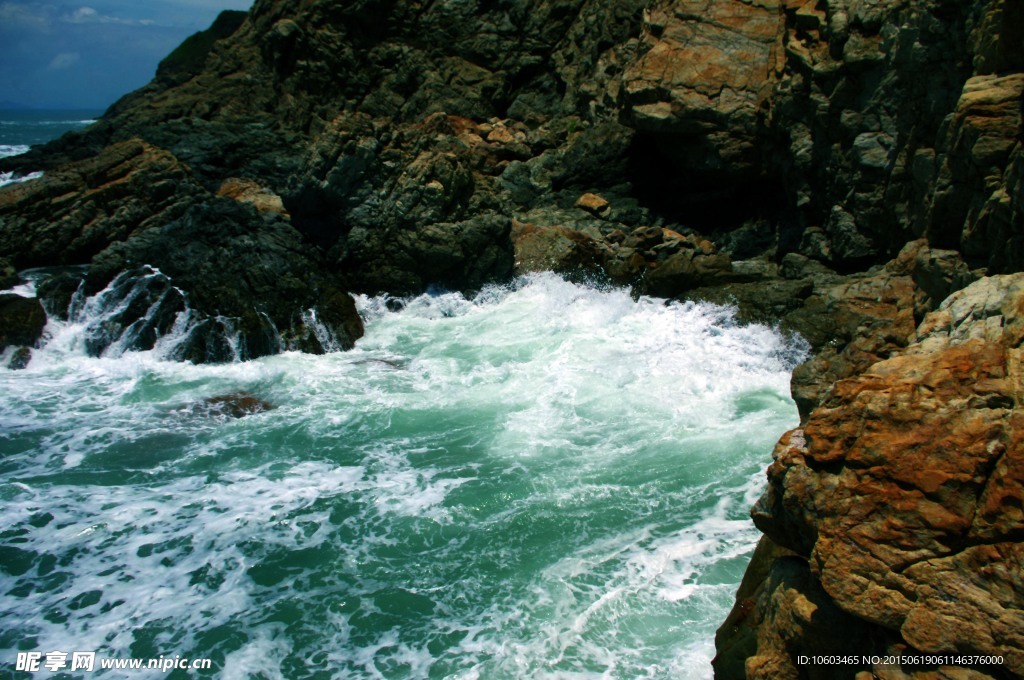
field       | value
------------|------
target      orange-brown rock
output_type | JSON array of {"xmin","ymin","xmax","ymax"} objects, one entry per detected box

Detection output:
[
  {"xmin": 574, "ymin": 192, "xmax": 610, "ymax": 215},
  {"xmin": 784, "ymin": 240, "xmax": 984, "ymax": 419},
  {"xmin": 727, "ymin": 273, "xmax": 1024, "ymax": 679},
  {"xmin": 623, "ymin": 0, "xmax": 786, "ymax": 173},
  {"xmin": 216, "ymin": 178, "xmax": 288, "ymax": 215},
  {"xmin": 625, "ymin": 0, "xmax": 785, "ymax": 126}
]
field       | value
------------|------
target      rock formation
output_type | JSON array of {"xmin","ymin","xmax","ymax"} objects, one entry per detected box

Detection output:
[
  {"xmin": 0, "ymin": 0, "xmax": 1020, "ymax": 675},
  {"xmin": 717, "ymin": 271, "xmax": 1024, "ymax": 679}
]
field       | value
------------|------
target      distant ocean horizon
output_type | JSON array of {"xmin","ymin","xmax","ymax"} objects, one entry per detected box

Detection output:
[
  {"xmin": 0, "ymin": 108, "xmax": 103, "ymax": 159},
  {"xmin": 0, "ymin": 109, "xmax": 101, "ymax": 186}
]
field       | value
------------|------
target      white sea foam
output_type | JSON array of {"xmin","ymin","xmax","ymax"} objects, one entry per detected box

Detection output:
[
  {"xmin": 0, "ymin": 119, "xmax": 97, "ymax": 126},
  {"xmin": 0, "ymin": 169, "xmax": 42, "ymax": 186},
  {"xmin": 0, "ymin": 144, "xmax": 30, "ymax": 158},
  {"xmin": 0, "ymin": 273, "xmax": 805, "ymax": 678},
  {"xmin": 5, "ymin": 282, "xmax": 36, "ymax": 297}
]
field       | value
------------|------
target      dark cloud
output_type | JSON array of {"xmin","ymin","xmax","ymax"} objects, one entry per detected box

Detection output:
[{"xmin": 0, "ymin": 0, "xmax": 253, "ymax": 109}]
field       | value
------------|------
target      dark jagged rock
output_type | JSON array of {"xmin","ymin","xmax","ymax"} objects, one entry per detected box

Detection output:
[
  {"xmin": 0, "ymin": 257, "xmax": 16, "ymax": 290},
  {"xmin": 767, "ymin": 0, "xmax": 1024, "ymax": 274},
  {"xmin": 7, "ymin": 347, "xmax": 32, "ymax": 370},
  {"xmin": 35, "ymin": 269, "xmax": 88, "ymax": 321},
  {"xmin": 65, "ymin": 267, "xmax": 190, "ymax": 359},
  {"xmin": 88, "ymin": 199, "xmax": 364, "ymax": 360},
  {"xmin": 291, "ymin": 114, "xmax": 517, "ymax": 293},
  {"xmin": 0, "ymin": 294, "xmax": 46, "ymax": 352}
]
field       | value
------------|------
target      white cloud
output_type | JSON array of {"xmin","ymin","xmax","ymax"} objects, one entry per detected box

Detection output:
[
  {"xmin": 64, "ymin": 6, "xmax": 98, "ymax": 22},
  {"xmin": 48, "ymin": 51, "xmax": 80, "ymax": 70},
  {"xmin": 61, "ymin": 5, "xmax": 151, "ymax": 25}
]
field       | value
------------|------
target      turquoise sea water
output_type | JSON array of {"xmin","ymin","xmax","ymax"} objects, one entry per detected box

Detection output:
[{"xmin": 0, "ymin": 272, "xmax": 805, "ymax": 678}]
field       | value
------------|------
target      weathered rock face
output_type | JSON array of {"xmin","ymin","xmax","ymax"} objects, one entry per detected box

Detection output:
[
  {"xmin": 624, "ymin": 0, "xmax": 785, "ymax": 177},
  {"xmin": 768, "ymin": 0, "xmax": 1024, "ymax": 273},
  {"xmin": 3, "ymin": 0, "xmax": 1018, "ymax": 297},
  {"xmin": 929, "ymin": 72, "xmax": 1024, "ymax": 272},
  {"xmin": 0, "ymin": 140, "xmax": 203, "ymax": 268},
  {"xmin": 716, "ymin": 274, "xmax": 1024, "ymax": 679},
  {"xmin": 780, "ymin": 239, "xmax": 984, "ymax": 419}
]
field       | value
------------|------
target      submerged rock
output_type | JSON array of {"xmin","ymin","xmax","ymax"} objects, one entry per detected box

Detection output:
[{"xmin": 197, "ymin": 392, "xmax": 274, "ymax": 419}]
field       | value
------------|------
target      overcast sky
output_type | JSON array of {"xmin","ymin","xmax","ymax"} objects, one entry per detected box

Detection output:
[{"xmin": 0, "ymin": 0, "xmax": 254, "ymax": 110}]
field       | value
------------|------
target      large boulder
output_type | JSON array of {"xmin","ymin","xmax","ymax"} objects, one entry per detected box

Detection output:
[
  {"xmin": 511, "ymin": 221, "xmax": 609, "ymax": 278},
  {"xmin": 0, "ymin": 294, "xmax": 46, "ymax": 352}
]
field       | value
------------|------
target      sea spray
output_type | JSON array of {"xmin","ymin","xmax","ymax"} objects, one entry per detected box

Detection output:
[{"xmin": 0, "ymin": 273, "xmax": 806, "ymax": 678}]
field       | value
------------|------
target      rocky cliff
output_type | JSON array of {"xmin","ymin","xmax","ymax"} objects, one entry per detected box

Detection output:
[{"xmin": 0, "ymin": 0, "xmax": 1021, "ymax": 675}]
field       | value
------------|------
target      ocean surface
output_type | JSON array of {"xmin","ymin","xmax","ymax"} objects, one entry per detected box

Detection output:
[
  {"xmin": 0, "ymin": 116, "xmax": 806, "ymax": 679},
  {"xmin": 0, "ymin": 109, "xmax": 101, "ymax": 183}
]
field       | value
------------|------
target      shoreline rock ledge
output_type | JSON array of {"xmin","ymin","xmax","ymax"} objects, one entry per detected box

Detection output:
[
  {"xmin": 0, "ymin": 0, "xmax": 1021, "ymax": 675},
  {"xmin": 714, "ymin": 273, "xmax": 1024, "ymax": 679}
]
